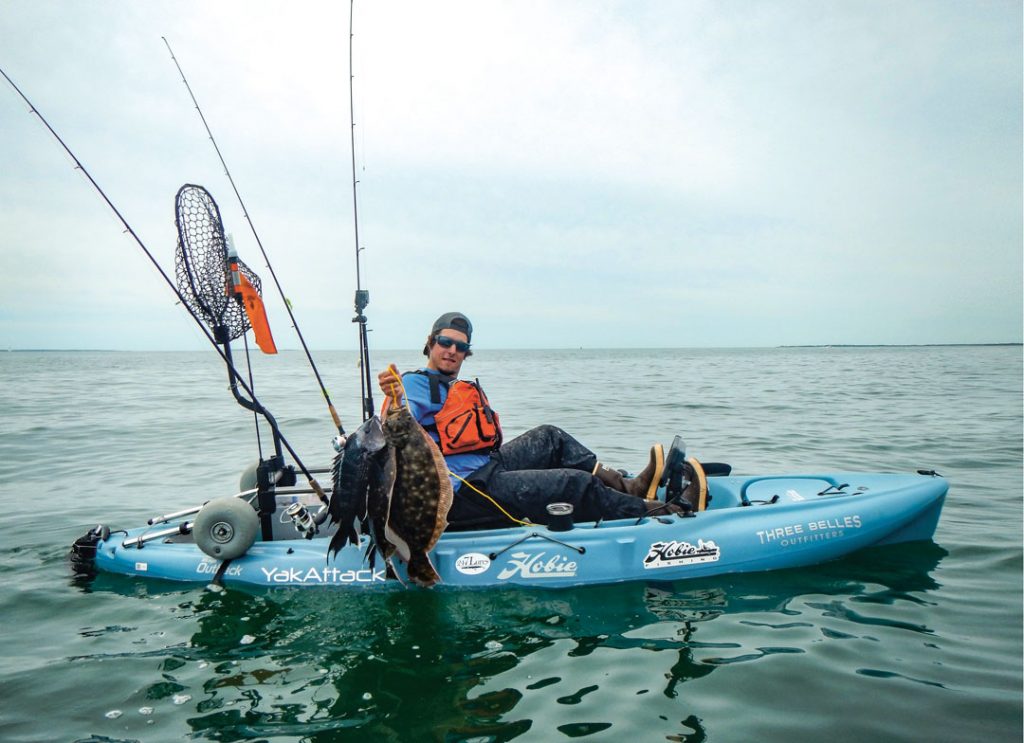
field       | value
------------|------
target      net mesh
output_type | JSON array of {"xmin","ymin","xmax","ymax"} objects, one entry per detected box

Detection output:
[{"xmin": 174, "ymin": 184, "xmax": 262, "ymax": 341}]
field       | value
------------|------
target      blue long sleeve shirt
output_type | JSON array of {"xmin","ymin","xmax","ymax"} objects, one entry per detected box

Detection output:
[{"xmin": 401, "ymin": 368, "xmax": 491, "ymax": 490}]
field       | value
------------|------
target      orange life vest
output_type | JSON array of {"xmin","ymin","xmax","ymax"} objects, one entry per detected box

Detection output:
[
  {"xmin": 394, "ymin": 371, "xmax": 502, "ymax": 455},
  {"xmin": 433, "ymin": 378, "xmax": 503, "ymax": 455}
]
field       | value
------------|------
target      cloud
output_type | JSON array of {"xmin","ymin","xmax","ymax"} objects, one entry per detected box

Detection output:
[{"xmin": 1, "ymin": 0, "xmax": 1020, "ymax": 350}]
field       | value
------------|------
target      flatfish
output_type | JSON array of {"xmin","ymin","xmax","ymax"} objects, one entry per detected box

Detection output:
[
  {"xmin": 326, "ymin": 416, "xmax": 388, "ymax": 560},
  {"xmin": 383, "ymin": 401, "xmax": 453, "ymax": 587}
]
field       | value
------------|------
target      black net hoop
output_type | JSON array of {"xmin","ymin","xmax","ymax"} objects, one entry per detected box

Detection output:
[{"xmin": 174, "ymin": 184, "xmax": 262, "ymax": 342}]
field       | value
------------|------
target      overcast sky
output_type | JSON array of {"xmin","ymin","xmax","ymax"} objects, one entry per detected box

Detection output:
[{"xmin": 1, "ymin": 0, "xmax": 1021, "ymax": 351}]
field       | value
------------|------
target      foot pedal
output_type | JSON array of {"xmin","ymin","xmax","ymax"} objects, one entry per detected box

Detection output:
[
  {"xmin": 659, "ymin": 436, "xmax": 709, "ymax": 512},
  {"xmin": 659, "ymin": 435, "xmax": 686, "ymax": 487}
]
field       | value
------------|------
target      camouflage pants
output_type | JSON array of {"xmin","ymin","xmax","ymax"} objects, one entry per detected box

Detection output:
[{"xmin": 449, "ymin": 424, "xmax": 647, "ymax": 529}]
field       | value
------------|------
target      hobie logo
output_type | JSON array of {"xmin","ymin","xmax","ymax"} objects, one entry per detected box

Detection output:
[
  {"xmin": 497, "ymin": 551, "xmax": 578, "ymax": 580},
  {"xmin": 643, "ymin": 539, "xmax": 720, "ymax": 569},
  {"xmin": 455, "ymin": 552, "xmax": 491, "ymax": 575}
]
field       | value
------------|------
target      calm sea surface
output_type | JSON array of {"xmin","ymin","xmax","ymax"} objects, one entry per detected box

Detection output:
[{"xmin": 0, "ymin": 346, "xmax": 1020, "ymax": 742}]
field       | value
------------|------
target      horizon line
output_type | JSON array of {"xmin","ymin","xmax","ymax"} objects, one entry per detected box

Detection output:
[{"xmin": 4, "ymin": 342, "xmax": 1022, "ymax": 353}]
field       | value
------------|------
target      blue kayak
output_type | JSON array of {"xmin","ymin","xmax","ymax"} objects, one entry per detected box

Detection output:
[{"xmin": 77, "ymin": 470, "xmax": 947, "ymax": 589}]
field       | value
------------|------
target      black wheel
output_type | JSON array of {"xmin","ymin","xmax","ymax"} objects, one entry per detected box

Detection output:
[{"xmin": 193, "ymin": 496, "xmax": 258, "ymax": 560}]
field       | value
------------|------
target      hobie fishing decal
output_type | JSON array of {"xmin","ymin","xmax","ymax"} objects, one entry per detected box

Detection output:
[
  {"xmin": 643, "ymin": 539, "xmax": 720, "ymax": 569},
  {"xmin": 497, "ymin": 551, "xmax": 578, "ymax": 580}
]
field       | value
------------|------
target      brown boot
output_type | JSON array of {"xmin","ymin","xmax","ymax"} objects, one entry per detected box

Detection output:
[
  {"xmin": 593, "ymin": 444, "xmax": 665, "ymax": 500},
  {"xmin": 678, "ymin": 457, "xmax": 708, "ymax": 512}
]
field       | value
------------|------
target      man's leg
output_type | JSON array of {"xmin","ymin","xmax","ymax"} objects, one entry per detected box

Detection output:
[
  {"xmin": 484, "ymin": 467, "xmax": 647, "ymax": 524},
  {"xmin": 493, "ymin": 424, "xmax": 597, "ymax": 472},
  {"xmin": 497, "ymin": 424, "xmax": 664, "ymax": 500}
]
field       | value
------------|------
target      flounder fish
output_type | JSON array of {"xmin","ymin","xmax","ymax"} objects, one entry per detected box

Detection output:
[
  {"xmin": 382, "ymin": 400, "xmax": 453, "ymax": 587},
  {"xmin": 326, "ymin": 416, "xmax": 391, "ymax": 560}
]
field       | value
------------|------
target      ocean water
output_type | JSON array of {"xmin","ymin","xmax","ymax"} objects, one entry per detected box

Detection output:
[{"xmin": 0, "ymin": 345, "xmax": 1020, "ymax": 742}]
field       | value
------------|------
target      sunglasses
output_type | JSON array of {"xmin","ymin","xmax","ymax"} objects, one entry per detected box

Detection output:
[{"xmin": 434, "ymin": 335, "xmax": 471, "ymax": 353}]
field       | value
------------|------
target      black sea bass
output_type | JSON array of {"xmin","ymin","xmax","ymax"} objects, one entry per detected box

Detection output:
[
  {"xmin": 382, "ymin": 398, "xmax": 453, "ymax": 587},
  {"xmin": 326, "ymin": 416, "xmax": 391, "ymax": 560}
]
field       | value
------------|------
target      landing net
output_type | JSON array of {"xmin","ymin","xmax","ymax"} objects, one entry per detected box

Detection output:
[{"xmin": 174, "ymin": 184, "xmax": 262, "ymax": 341}]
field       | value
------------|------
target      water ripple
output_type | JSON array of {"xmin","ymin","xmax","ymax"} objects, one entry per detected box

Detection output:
[{"xmin": 1, "ymin": 347, "xmax": 1020, "ymax": 742}]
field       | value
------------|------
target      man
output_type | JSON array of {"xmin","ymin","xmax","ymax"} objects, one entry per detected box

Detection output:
[{"xmin": 378, "ymin": 311, "xmax": 680, "ymax": 530}]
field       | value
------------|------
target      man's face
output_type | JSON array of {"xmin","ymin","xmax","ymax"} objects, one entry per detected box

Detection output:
[{"xmin": 426, "ymin": 329, "xmax": 470, "ymax": 376}]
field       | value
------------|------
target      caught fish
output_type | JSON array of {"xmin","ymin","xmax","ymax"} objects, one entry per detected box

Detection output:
[
  {"xmin": 363, "ymin": 443, "xmax": 396, "ymax": 570},
  {"xmin": 382, "ymin": 401, "xmax": 453, "ymax": 587},
  {"xmin": 326, "ymin": 416, "xmax": 388, "ymax": 559}
]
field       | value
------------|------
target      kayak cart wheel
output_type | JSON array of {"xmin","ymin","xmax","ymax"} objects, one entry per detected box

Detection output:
[
  {"xmin": 239, "ymin": 461, "xmax": 259, "ymax": 492},
  {"xmin": 193, "ymin": 496, "xmax": 258, "ymax": 560}
]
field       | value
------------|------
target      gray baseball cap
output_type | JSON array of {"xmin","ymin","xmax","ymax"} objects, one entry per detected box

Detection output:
[{"xmin": 430, "ymin": 312, "xmax": 472, "ymax": 342}]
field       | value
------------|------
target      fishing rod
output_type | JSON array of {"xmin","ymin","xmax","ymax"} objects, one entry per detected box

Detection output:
[
  {"xmin": 162, "ymin": 36, "xmax": 347, "ymax": 437},
  {"xmin": 349, "ymin": 0, "xmax": 375, "ymax": 422},
  {"xmin": 0, "ymin": 64, "xmax": 329, "ymax": 506}
]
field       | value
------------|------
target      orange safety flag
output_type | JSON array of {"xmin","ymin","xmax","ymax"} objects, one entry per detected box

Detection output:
[{"xmin": 237, "ymin": 273, "xmax": 277, "ymax": 354}]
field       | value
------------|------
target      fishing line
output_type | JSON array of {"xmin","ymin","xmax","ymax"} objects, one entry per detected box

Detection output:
[
  {"xmin": 161, "ymin": 36, "xmax": 346, "ymax": 436},
  {"xmin": 450, "ymin": 473, "xmax": 531, "ymax": 527},
  {"xmin": 240, "ymin": 330, "xmax": 264, "ymax": 460},
  {"xmin": 0, "ymin": 64, "xmax": 328, "ymax": 504},
  {"xmin": 349, "ymin": 0, "xmax": 375, "ymax": 422},
  {"xmin": 225, "ymin": 232, "xmax": 265, "ymax": 458}
]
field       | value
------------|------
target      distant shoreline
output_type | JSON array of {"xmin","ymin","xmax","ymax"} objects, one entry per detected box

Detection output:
[{"xmin": 777, "ymin": 343, "xmax": 1023, "ymax": 348}]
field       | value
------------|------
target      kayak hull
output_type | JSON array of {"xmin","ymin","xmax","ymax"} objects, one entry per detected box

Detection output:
[{"xmin": 89, "ymin": 472, "xmax": 947, "ymax": 589}]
